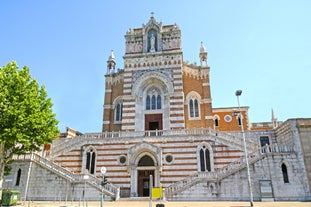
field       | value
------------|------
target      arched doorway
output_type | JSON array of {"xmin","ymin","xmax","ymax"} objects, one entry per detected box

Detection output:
[
  {"xmin": 137, "ymin": 155, "xmax": 155, "ymax": 196},
  {"xmin": 128, "ymin": 142, "xmax": 162, "ymax": 197}
]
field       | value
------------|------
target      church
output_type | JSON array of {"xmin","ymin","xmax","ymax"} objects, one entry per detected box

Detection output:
[{"xmin": 5, "ymin": 14, "xmax": 311, "ymax": 202}]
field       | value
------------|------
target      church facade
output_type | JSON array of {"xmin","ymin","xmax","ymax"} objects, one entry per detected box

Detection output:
[{"xmin": 4, "ymin": 15, "xmax": 311, "ymax": 202}]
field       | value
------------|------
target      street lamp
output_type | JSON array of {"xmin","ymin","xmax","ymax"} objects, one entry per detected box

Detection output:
[
  {"xmin": 100, "ymin": 167, "xmax": 107, "ymax": 207},
  {"xmin": 235, "ymin": 90, "xmax": 254, "ymax": 207},
  {"xmin": 83, "ymin": 173, "xmax": 89, "ymax": 207}
]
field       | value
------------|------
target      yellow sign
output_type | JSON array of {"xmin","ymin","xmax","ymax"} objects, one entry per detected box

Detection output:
[{"xmin": 152, "ymin": 188, "xmax": 163, "ymax": 198}]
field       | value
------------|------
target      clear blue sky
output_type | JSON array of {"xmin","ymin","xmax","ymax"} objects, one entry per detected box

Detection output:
[{"xmin": 1, "ymin": 1, "xmax": 310, "ymax": 133}]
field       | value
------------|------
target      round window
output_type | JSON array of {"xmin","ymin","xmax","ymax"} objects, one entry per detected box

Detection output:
[
  {"xmin": 119, "ymin": 155, "xmax": 127, "ymax": 165},
  {"xmin": 165, "ymin": 154, "xmax": 173, "ymax": 164},
  {"xmin": 224, "ymin": 115, "xmax": 232, "ymax": 122}
]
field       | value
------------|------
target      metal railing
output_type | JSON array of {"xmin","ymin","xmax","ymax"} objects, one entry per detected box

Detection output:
[
  {"xmin": 49, "ymin": 128, "xmax": 259, "ymax": 158},
  {"xmin": 166, "ymin": 143, "xmax": 296, "ymax": 197},
  {"xmin": 13, "ymin": 153, "xmax": 119, "ymax": 199}
]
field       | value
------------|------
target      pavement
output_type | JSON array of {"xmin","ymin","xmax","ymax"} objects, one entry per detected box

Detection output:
[{"xmin": 11, "ymin": 200, "xmax": 311, "ymax": 207}]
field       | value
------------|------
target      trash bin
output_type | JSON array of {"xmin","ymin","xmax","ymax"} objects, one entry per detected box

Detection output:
[{"xmin": 1, "ymin": 190, "xmax": 20, "ymax": 206}]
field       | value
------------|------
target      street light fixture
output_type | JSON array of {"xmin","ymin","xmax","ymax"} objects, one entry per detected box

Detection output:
[
  {"xmin": 83, "ymin": 173, "xmax": 89, "ymax": 207},
  {"xmin": 235, "ymin": 90, "xmax": 254, "ymax": 207},
  {"xmin": 100, "ymin": 167, "xmax": 107, "ymax": 207}
]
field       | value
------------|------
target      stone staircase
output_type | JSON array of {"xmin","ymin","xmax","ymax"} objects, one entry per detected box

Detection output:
[
  {"xmin": 165, "ymin": 144, "xmax": 296, "ymax": 197},
  {"xmin": 12, "ymin": 153, "xmax": 120, "ymax": 200},
  {"xmin": 48, "ymin": 128, "xmax": 259, "ymax": 159}
]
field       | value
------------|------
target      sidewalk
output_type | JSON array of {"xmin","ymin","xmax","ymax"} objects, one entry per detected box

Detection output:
[{"xmin": 16, "ymin": 200, "xmax": 311, "ymax": 207}]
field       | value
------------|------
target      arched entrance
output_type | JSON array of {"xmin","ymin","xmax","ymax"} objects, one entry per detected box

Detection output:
[
  {"xmin": 137, "ymin": 155, "xmax": 155, "ymax": 197},
  {"xmin": 128, "ymin": 142, "xmax": 162, "ymax": 197}
]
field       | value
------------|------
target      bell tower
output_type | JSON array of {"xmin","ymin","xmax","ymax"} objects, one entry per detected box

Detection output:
[{"xmin": 120, "ymin": 14, "xmax": 185, "ymax": 131}]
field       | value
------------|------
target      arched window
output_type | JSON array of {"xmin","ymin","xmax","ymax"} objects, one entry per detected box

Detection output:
[
  {"xmin": 238, "ymin": 116, "xmax": 242, "ymax": 126},
  {"xmin": 15, "ymin": 168, "xmax": 21, "ymax": 186},
  {"xmin": 138, "ymin": 155, "xmax": 154, "ymax": 166},
  {"xmin": 86, "ymin": 148, "xmax": 96, "ymax": 174},
  {"xmin": 146, "ymin": 87, "xmax": 162, "ymax": 110},
  {"xmin": 189, "ymin": 99, "xmax": 194, "ymax": 117},
  {"xmin": 151, "ymin": 95, "xmax": 156, "ymax": 109},
  {"xmin": 282, "ymin": 163, "xmax": 289, "ymax": 183},
  {"xmin": 214, "ymin": 116, "xmax": 219, "ymax": 127},
  {"xmin": 115, "ymin": 103, "xmax": 122, "ymax": 122},
  {"xmin": 189, "ymin": 98, "xmax": 200, "ymax": 118},
  {"xmin": 186, "ymin": 92, "xmax": 201, "ymax": 120},
  {"xmin": 194, "ymin": 99, "xmax": 199, "ymax": 117},
  {"xmin": 113, "ymin": 96, "xmax": 123, "ymax": 123},
  {"xmin": 200, "ymin": 146, "xmax": 211, "ymax": 172},
  {"xmin": 157, "ymin": 95, "xmax": 161, "ymax": 109},
  {"xmin": 146, "ymin": 96, "xmax": 150, "ymax": 110}
]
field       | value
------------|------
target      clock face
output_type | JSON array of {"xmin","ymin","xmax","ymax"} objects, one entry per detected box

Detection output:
[{"xmin": 101, "ymin": 167, "xmax": 107, "ymax": 174}]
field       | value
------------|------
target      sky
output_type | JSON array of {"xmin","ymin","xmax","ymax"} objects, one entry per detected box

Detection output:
[{"xmin": 1, "ymin": 0, "xmax": 310, "ymax": 133}]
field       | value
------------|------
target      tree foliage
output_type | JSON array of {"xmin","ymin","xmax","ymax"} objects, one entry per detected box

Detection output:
[{"xmin": 0, "ymin": 61, "xmax": 59, "ymax": 175}]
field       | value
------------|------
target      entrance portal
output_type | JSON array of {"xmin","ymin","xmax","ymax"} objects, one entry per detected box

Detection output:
[{"xmin": 137, "ymin": 170, "xmax": 154, "ymax": 197}]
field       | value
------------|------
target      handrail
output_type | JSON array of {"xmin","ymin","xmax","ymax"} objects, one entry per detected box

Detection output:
[
  {"xmin": 12, "ymin": 153, "xmax": 119, "ymax": 199},
  {"xmin": 166, "ymin": 143, "xmax": 296, "ymax": 197},
  {"xmin": 49, "ymin": 128, "xmax": 259, "ymax": 158}
]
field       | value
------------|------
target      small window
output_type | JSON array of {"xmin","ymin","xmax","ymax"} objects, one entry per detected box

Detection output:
[
  {"xmin": 86, "ymin": 148, "xmax": 96, "ymax": 174},
  {"xmin": 260, "ymin": 136, "xmax": 270, "ymax": 147},
  {"xmin": 238, "ymin": 116, "xmax": 242, "ymax": 126},
  {"xmin": 15, "ymin": 168, "xmax": 21, "ymax": 186},
  {"xmin": 224, "ymin": 115, "xmax": 232, "ymax": 122},
  {"xmin": 282, "ymin": 163, "xmax": 289, "ymax": 183},
  {"xmin": 214, "ymin": 116, "xmax": 219, "ymax": 127},
  {"xmin": 119, "ymin": 155, "xmax": 127, "ymax": 165},
  {"xmin": 115, "ymin": 103, "xmax": 122, "ymax": 122},
  {"xmin": 165, "ymin": 154, "xmax": 174, "ymax": 164}
]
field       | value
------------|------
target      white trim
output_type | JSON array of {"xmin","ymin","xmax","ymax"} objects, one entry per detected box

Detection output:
[
  {"xmin": 123, "ymin": 89, "xmax": 132, "ymax": 93},
  {"xmin": 205, "ymin": 116, "xmax": 214, "ymax": 120},
  {"xmin": 103, "ymin": 105, "xmax": 113, "ymax": 109}
]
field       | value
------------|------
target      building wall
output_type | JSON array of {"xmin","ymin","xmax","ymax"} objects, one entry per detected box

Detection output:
[
  {"xmin": 103, "ymin": 73, "xmax": 124, "ymax": 132},
  {"xmin": 169, "ymin": 150, "xmax": 309, "ymax": 201},
  {"xmin": 182, "ymin": 65, "xmax": 213, "ymax": 129},
  {"xmin": 296, "ymin": 119, "xmax": 311, "ymax": 196},
  {"xmin": 212, "ymin": 108, "xmax": 249, "ymax": 131}
]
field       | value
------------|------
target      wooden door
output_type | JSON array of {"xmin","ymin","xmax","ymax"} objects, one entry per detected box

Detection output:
[
  {"xmin": 137, "ymin": 170, "xmax": 154, "ymax": 197},
  {"xmin": 145, "ymin": 114, "xmax": 162, "ymax": 130}
]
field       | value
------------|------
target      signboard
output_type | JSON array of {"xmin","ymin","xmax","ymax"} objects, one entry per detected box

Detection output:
[{"xmin": 152, "ymin": 188, "xmax": 162, "ymax": 199}]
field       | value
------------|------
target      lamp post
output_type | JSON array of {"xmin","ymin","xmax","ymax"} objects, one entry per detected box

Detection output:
[
  {"xmin": 235, "ymin": 90, "xmax": 254, "ymax": 207},
  {"xmin": 83, "ymin": 173, "xmax": 89, "ymax": 207},
  {"xmin": 100, "ymin": 167, "xmax": 107, "ymax": 207}
]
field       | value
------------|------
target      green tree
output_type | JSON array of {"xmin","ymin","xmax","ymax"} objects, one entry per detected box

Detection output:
[{"xmin": 0, "ymin": 61, "xmax": 59, "ymax": 195}]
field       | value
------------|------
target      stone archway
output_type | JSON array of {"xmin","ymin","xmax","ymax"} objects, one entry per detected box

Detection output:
[
  {"xmin": 127, "ymin": 142, "xmax": 162, "ymax": 197},
  {"xmin": 137, "ymin": 155, "xmax": 155, "ymax": 196}
]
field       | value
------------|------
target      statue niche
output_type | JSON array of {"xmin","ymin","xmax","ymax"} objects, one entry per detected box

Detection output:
[{"xmin": 148, "ymin": 29, "xmax": 157, "ymax": 52}]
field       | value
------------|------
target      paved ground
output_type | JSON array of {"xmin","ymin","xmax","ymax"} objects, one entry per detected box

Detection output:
[{"xmin": 13, "ymin": 200, "xmax": 311, "ymax": 207}]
